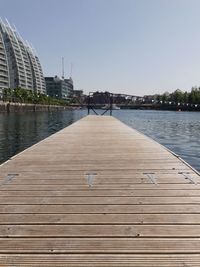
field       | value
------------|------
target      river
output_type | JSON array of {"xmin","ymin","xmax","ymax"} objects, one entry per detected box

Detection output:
[{"xmin": 0, "ymin": 109, "xmax": 199, "ymax": 171}]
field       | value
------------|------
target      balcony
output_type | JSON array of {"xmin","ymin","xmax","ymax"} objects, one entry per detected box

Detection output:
[
  {"xmin": 0, "ymin": 72, "xmax": 8, "ymax": 78},
  {"xmin": 19, "ymin": 73, "xmax": 26, "ymax": 79},
  {"xmin": 0, "ymin": 54, "xmax": 6, "ymax": 59},
  {"xmin": 0, "ymin": 76, "xmax": 8, "ymax": 82},
  {"xmin": 0, "ymin": 65, "xmax": 8, "ymax": 71},
  {"xmin": 16, "ymin": 56, "xmax": 23, "ymax": 62},
  {"xmin": 0, "ymin": 69, "xmax": 8, "ymax": 74},
  {"xmin": 0, "ymin": 61, "xmax": 7, "ymax": 67},
  {"xmin": 0, "ymin": 81, "xmax": 8, "ymax": 86}
]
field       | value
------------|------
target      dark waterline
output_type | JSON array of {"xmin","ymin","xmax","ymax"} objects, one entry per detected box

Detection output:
[{"xmin": 0, "ymin": 110, "xmax": 199, "ymax": 171}]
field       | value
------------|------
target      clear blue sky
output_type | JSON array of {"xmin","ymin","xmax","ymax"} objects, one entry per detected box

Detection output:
[{"xmin": 1, "ymin": 0, "xmax": 200, "ymax": 96}]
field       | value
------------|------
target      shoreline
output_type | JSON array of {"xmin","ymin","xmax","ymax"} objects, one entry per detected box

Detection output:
[
  {"xmin": 0, "ymin": 101, "xmax": 72, "ymax": 113},
  {"xmin": 0, "ymin": 101, "xmax": 200, "ymax": 113}
]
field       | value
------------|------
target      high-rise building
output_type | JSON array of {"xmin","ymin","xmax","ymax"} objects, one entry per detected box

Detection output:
[
  {"xmin": 45, "ymin": 76, "xmax": 73, "ymax": 99},
  {"xmin": 0, "ymin": 19, "xmax": 46, "ymax": 94}
]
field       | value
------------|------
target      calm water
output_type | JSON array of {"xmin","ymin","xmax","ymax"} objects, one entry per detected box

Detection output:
[
  {"xmin": 0, "ymin": 109, "xmax": 200, "ymax": 171},
  {"xmin": 114, "ymin": 110, "xmax": 200, "ymax": 171}
]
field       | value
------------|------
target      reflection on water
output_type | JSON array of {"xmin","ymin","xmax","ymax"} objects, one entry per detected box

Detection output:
[
  {"xmin": 0, "ymin": 109, "xmax": 199, "ymax": 171},
  {"xmin": 0, "ymin": 110, "xmax": 85, "ymax": 164}
]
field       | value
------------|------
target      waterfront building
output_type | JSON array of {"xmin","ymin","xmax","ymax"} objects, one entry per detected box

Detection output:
[
  {"xmin": 73, "ymin": 89, "xmax": 84, "ymax": 98},
  {"xmin": 64, "ymin": 77, "xmax": 74, "ymax": 98},
  {"xmin": 0, "ymin": 19, "xmax": 46, "ymax": 94},
  {"xmin": 45, "ymin": 76, "xmax": 74, "ymax": 99}
]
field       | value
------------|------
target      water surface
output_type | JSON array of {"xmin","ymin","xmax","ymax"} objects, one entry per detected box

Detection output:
[
  {"xmin": 0, "ymin": 109, "xmax": 199, "ymax": 171},
  {"xmin": 114, "ymin": 110, "xmax": 200, "ymax": 171}
]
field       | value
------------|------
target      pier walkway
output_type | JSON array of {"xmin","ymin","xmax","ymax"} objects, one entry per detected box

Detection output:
[{"xmin": 0, "ymin": 115, "xmax": 200, "ymax": 266}]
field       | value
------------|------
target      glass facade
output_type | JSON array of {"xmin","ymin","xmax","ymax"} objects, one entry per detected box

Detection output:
[
  {"xmin": 45, "ymin": 76, "xmax": 74, "ymax": 99},
  {"xmin": 0, "ymin": 19, "xmax": 46, "ymax": 94}
]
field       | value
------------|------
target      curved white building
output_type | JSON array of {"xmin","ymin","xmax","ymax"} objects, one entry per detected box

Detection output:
[{"xmin": 0, "ymin": 19, "xmax": 46, "ymax": 94}]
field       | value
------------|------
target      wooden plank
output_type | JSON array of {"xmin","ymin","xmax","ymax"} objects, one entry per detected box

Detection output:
[
  {"xmin": 0, "ymin": 238, "xmax": 200, "ymax": 253},
  {"xmin": 0, "ymin": 164, "xmax": 188, "ymax": 172},
  {"xmin": 1, "ymin": 184, "xmax": 199, "ymax": 190},
  {"xmin": 6, "ymin": 152, "xmax": 177, "ymax": 160},
  {"xmin": 1, "ymin": 224, "xmax": 200, "ymax": 237},
  {"xmin": 1, "ymin": 169, "xmax": 195, "ymax": 178},
  {"xmin": 0, "ymin": 196, "xmax": 200, "ymax": 204},
  {"xmin": 1, "ymin": 189, "xmax": 200, "ymax": 197},
  {"xmin": 0, "ymin": 213, "xmax": 200, "ymax": 224},
  {"xmin": 3, "ymin": 175, "xmax": 200, "ymax": 184},
  {"xmin": 0, "ymin": 204, "xmax": 199, "ymax": 213},
  {"xmin": 0, "ymin": 254, "xmax": 200, "ymax": 267},
  {"xmin": 2, "ymin": 176, "xmax": 200, "ymax": 185}
]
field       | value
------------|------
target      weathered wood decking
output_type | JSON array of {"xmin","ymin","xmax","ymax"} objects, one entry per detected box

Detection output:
[{"xmin": 0, "ymin": 115, "xmax": 200, "ymax": 266}]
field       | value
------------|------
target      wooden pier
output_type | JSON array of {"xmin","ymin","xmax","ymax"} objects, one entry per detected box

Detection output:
[{"xmin": 0, "ymin": 115, "xmax": 200, "ymax": 266}]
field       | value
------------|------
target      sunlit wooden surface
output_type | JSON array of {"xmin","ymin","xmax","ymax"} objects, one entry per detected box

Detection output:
[{"xmin": 0, "ymin": 115, "xmax": 200, "ymax": 266}]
